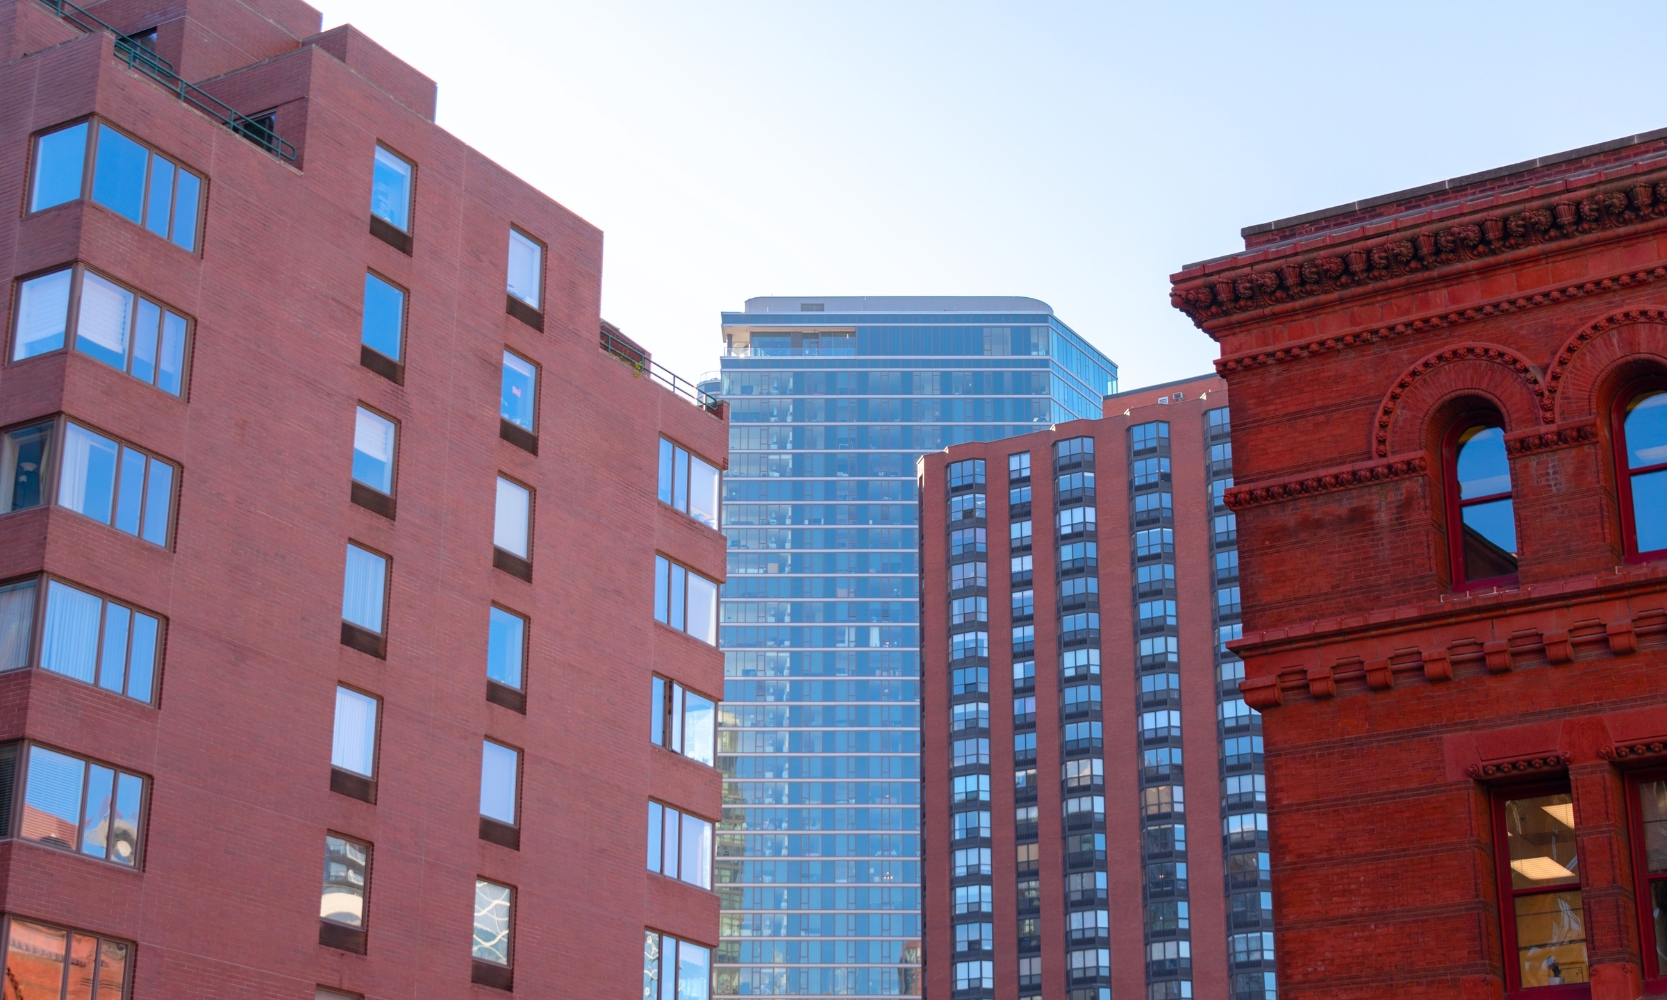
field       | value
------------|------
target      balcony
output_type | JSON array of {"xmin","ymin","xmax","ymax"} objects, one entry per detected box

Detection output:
[{"xmin": 601, "ymin": 323, "xmax": 724, "ymax": 416}]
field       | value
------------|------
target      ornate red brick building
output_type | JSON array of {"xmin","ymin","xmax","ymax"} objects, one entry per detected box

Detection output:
[{"xmin": 1171, "ymin": 130, "xmax": 1667, "ymax": 1000}]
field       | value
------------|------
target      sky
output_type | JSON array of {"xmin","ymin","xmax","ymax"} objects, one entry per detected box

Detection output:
[{"xmin": 316, "ymin": 1, "xmax": 1667, "ymax": 393}]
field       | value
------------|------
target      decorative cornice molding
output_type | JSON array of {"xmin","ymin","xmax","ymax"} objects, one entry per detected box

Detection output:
[
  {"xmin": 1503, "ymin": 421, "xmax": 1599, "ymax": 456},
  {"xmin": 1466, "ymin": 752, "xmax": 1571, "ymax": 781},
  {"xmin": 1213, "ymin": 266, "xmax": 1667, "ymax": 377},
  {"xmin": 1600, "ymin": 741, "xmax": 1667, "ymax": 762},
  {"xmin": 1175, "ymin": 176, "xmax": 1667, "ymax": 328},
  {"xmin": 1225, "ymin": 454, "xmax": 1428, "ymax": 510},
  {"xmin": 1373, "ymin": 345, "xmax": 1548, "ymax": 457},
  {"xmin": 1545, "ymin": 308, "xmax": 1667, "ymax": 416}
]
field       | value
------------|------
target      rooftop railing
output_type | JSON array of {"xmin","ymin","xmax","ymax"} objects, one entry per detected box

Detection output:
[
  {"xmin": 37, "ymin": 0, "xmax": 297, "ymax": 162},
  {"xmin": 600, "ymin": 327, "xmax": 723, "ymax": 417}
]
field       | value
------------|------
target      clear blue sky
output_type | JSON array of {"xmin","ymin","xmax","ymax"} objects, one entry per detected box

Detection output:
[{"xmin": 320, "ymin": 0, "xmax": 1667, "ymax": 391}]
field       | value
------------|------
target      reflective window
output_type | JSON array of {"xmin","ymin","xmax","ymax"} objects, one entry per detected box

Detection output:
[
  {"xmin": 1500, "ymin": 790, "xmax": 1586, "ymax": 989},
  {"xmin": 29, "ymin": 122, "xmax": 88, "ymax": 212},
  {"xmin": 1620, "ymin": 390, "xmax": 1667, "ymax": 557},
  {"xmin": 487, "ymin": 607, "xmax": 527, "ymax": 690},
  {"xmin": 2, "ymin": 917, "xmax": 131, "ymax": 1000},
  {"xmin": 9, "ymin": 743, "xmax": 144, "ymax": 866},
  {"xmin": 501, "ymin": 352, "xmax": 537, "ymax": 432},
  {"xmin": 370, "ymin": 145, "xmax": 413, "ymax": 232},
  {"xmin": 473, "ymin": 879, "xmax": 513, "ymax": 965},
  {"xmin": 12, "ymin": 265, "xmax": 193, "ymax": 392},
  {"xmin": 646, "ymin": 801, "xmax": 713, "ymax": 889},
  {"xmin": 652, "ymin": 676, "xmax": 716, "ymax": 766},
  {"xmin": 61, "ymin": 122, "xmax": 203, "ymax": 250},
  {"xmin": 331, "ymin": 687, "xmax": 378, "ymax": 778},
  {"xmin": 658, "ymin": 439, "xmax": 720, "ymax": 530},
  {"xmin": 1636, "ymin": 780, "xmax": 1667, "ymax": 976},
  {"xmin": 57, "ymin": 422, "xmax": 173, "ymax": 547},
  {"xmin": 341, "ymin": 544, "xmax": 388, "ymax": 634},
  {"xmin": 1453, "ymin": 423, "xmax": 1518, "ymax": 582},
  {"xmin": 352, "ymin": 407, "xmax": 397, "ymax": 495},
  {"xmin": 321, "ymin": 834, "xmax": 369, "ymax": 928},
  {"xmin": 360, "ymin": 273, "xmax": 406, "ymax": 363},
  {"xmin": 12, "ymin": 269, "xmax": 72, "ymax": 360},
  {"xmin": 480, "ymin": 739, "xmax": 519, "ymax": 825},
  {"xmin": 38, "ymin": 579, "xmax": 159, "ymax": 702},
  {"xmin": 507, "ymin": 230, "xmax": 542, "ymax": 308},
  {"xmin": 644, "ymin": 931, "xmax": 711, "ymax": 1000},
  {"xmin": 653, "ymin": 555, "xmax": 717, "ymax": 645}
]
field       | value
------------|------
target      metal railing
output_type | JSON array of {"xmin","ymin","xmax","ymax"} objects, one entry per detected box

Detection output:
[
  {"xmin": 599, "ymin": 328, "xmax": 723, "ymax": 416},
  {"xmin": 37, "ymin": 0, "xmax": 297, "ymax": 162}
]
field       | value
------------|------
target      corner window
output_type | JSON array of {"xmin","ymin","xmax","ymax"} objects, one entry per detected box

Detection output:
[
  {"xmin": 1496, "ymin": 788, "xmax": 1587, "ymax": 990},
  {"xmin": 11, "ymin": 266, "xmax": 190, "ymax": 394},
  {"xmin": 340, "ymin": 544, "xmax": 389, "ymax": 649},
  {"xmin": 4, "ymin": 742, "xmax": 145, "ymax": 866},
  {"xmin": 370, "ymin": 145, "xmax": 413, "ymax": 233},
  {"xmin": 3, "ymin": 917, "xmax": 131, "ymax": 1000},
  {"xmin": 351, "ymin": 406, "xmax": 397, "ymax": 496},
  {"xmin": 1448, "ymin": 418, "xmax": 1518, "ymax": 585},
  {"xmin": 646, "ymin": 801, "xmax": 713, "ymax": 889},
  {"xmin": 360, "ymin": 273, "xmax": 406, "ymax": 366},
  {"xmin": 473, "ymin": 878, "xmax": 514, "ymax": 965},
  {"xmin": 29, "ymin": 120, "xmax": 202, "ymax": 251},
  {"xmin": 657, "ymin": 439, "xmax": 720, "ymax": 530},
  {"xmin": 500, "ymin": 351, "xmax": 537, "ymax": 432},
  {"xmin": 320, "ymin": 834, "xmax": 370, "ymax": 950},
  {"xmin": 1617, "ymin": 386, "xmax": 1667, "ymax": 559},
  {"xmin": 653, "ymin": 556, "xmax": 717, "ymax": 645},
  {"xmin": 507, "ymin": 230, "xmax": 542, "ymax": 309},
  {"xmin": 493, "ymin": 476, "xmax": 531, "ymax": 560},
  {"xmin": 52, "ymin": 420, "xmax": 175, "ymax": 547},
  {"xmin": 643, "ymin": 931, "xmax": 711, "ymax": 1000},
  {"xmin": 37, "ymin": 578, "xmax": 161, "ymax": 702},
  {"xmin": 650, "ymin": 676, "xmax": 716, "ymax": 766}
]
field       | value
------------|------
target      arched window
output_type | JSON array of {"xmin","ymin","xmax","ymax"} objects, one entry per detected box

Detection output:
[
  {"xmin": 1447, "ymin": 418, "xmax": 1518, "ymax": 585},
  {"xmin": 1616, "ymin": 385, "xmax": 1667, "ymax": 560}
]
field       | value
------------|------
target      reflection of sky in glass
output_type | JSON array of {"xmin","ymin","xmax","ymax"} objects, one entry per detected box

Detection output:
[
  {"xmin": 1463, "ymin": 499, "xmax": 1517, "ymax": 556},
  {"xmin": 1457, "ymin": 426, "xmax": 1511, "ymax": 498},
  {"xmin": 473, "ymin": 880, "xmax": 512, "ymax": 963},
  {"xmin": 370, "ymin": 147, "xmax": 412, "ymax": 231},
  {"xmin": 25, "ymin": 747, "xmax": 84, "ymax": 847},
  {"xmin": 1628, "ymin": 392, "xmax": 1667, "ymax": 467},
  {"xmin": 1634, "ymin": 470, "xmax": 1667, "ymax": 553}
]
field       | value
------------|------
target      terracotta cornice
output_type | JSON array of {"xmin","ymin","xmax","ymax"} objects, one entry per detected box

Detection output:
[
  {"xmin": 1173, "ymin": 171, "xmax": 1667, "ymax": 330},
  {"xmin": 1599, "ymin": 741, "xmax": 1667, "ymax": 763},
  {"xmin": 1466, "ymin": 753, "xmax": 1571, "ymax": 781},
  {"xmin": 1503, "ymin": 420, "xmax": 1599, "ymax": 456},
  {"xmin": 1225, "ymin": 453, "xmax": 1427, "ymax": 511}
]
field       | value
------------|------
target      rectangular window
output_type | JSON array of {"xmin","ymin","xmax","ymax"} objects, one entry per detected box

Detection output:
[
  {"xmin": 480, "ymin": 740, "xmax": 519, "ymax": 826},
  {"xmin": 507, "ymin": 229, "xmax": 542, "ymax": 309},
  {"xmin": 11, "ymin": 266, "xmax": 190, "ymax": 394},
  {"xmin": 341, "ymin": 543, "xmax": 389, "ymax": 640},
  {"xmin": 657, "ymin": 439, "xmax": 720, "ymax": 530},
  {"xmin": 493, "ymin": 477, "xmax": 531, "ymax": 559},
  {"xmin": 34, "ymin": 578, "xmax": 160, "ymax": 702},
  {"xmin": 643, "ymin": 931, "xmax": 711, "ymax": 1000},
  {"xmin": 54, "ymin": 420, "xmax": 174, "ymax": 547},
  {"xmin": 473, "ymin": 879, "xmax": 513, "ymax": 965},
  {"xmin": 331, "ymin": 686, "xmax": 378, "ymax": 779},
  {"xmin": 351, "ymin": 406, "xmax": 397, "ymax": 496},
  {"xmin": 1009, "ymin": 452, "xmax": 1030, "ymax": 481},
  {"xmin": 487, "ymin": 606, "xmax": 527, "ymax": 691},
  {"xmin": 360, "ymin": 273, "xmax": 406, "ymax": 364},
  {"xmin": 1636, "ymin": 778, "xmax": 1667, "ymax": 982},
  {"xmin": 952, "ymin": 738, "xmax": 989, "ymax": 767},
  {"xmin": 321, "ymin": 833, "xmax": 370, "ymax": 929},
  {"xmin": 1010, "ymin": 520, "xmax": 1032, "ymax": 547},
  {"xmin": 2, "ymin": 917, "xmax": 131, "ymax": 1000},
  {"xmin": 28, "ymin": 121, "xmax": 202, "ymax": 250},
  {"xmin": 1497, "ymin": 788, "xmax": 1587, "ymax": 990},
  {"xmin": 652, "ymin": 676, "xmax": 716, "ymax": 767},
  {"xmin": 653, "ymin": 556, "xmax": 718, "ymax": 645},
  {"xmin": 6, "ymin": 742, "xmax": 145, "ymax": 866},
  {"xmin": 29, "ymin": 121, "xmax": 89, "ymax": 213},
  {"xmin": 501, "ymin": 351, "xmax": 538, "ymax": 432},
  {"xmin": 646, "ymin": 801, "xmax": 713, "ymax": 889},
  {"xmin": 954, "ymin": 961, "xmax": 993, "ymax": 991},
  {"xmin": 370, "ymin": 145, "xmax": 413, "ymax": 232}
]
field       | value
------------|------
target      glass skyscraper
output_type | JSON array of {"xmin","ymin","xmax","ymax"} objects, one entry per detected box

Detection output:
[{"xmin": 713, "ymin": 297, "xmax": 1117, "ymax": 1000}]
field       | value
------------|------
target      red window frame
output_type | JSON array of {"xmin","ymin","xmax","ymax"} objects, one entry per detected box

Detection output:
[
  {"xmin": 1444, "ymin": 413, "xmax": 1520, "ymax": 589},
  {"xmin": 1612, "ymin": 375, "xmax": 1667, "ymax": 563},
  {"xmin": 1626, "ymin": 768, "xmax": 1667, "ymax": 993},
  {"xmin": 1491, "ymin": 781, "xmax": 1590, "ymax": 997}
]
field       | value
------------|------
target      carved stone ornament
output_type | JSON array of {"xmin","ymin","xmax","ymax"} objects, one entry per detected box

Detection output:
[
  {"xmin": 1225, "ymin": 454, "xmax": 1428, "ymax": 510},
  {"xmin": 1503, "ymin": 422, "xmax": 1599, "ymax": 456},
  {"xmin": 1465, "ymin": 752, "xmax": 1572, "ymax": 780},
  {"xmin": 1545, "ymin": 308, "xmax": 1667, "ymax": 413},
  {"xmin": 1600, "ymin": 742, "xmax": 1667, "ymax": 762},
  {"xmin": 1373, "ymin": 345, "xmax": 1547, "ymax": 457},
  {"xmin": 1174, "ymin": 175, "xmax": 1667, "ymax": 329}
]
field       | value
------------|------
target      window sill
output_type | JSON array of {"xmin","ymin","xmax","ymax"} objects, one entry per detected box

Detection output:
[
  {"xmin": 506, "ymin": 295, "xmax": 543, "ymax": 332},
  {"xmin": 360, "ymin": 345, "xmax": 404, "ymax": 385},
  {"xmin": 351, "ymin": 481, "xmax": 396, "ymax": 519},
  {"xmin": 330, "ymin": 767, "xmax": 376, "ymax": 803},
  {"xmin": 370, "ymin": 215, "xmax": 413, "ymax": 255},
  {"xmin": 319, "ymin": 921, "xmax": 367, "ymax": 954},
  {"xmin": 487, "ymin": 679, "xmax": 526, "ymax": 713},
  {"xmin": 499, "ymin": 419, "xmax": 538, "ymax": 455},
  {"xmin": 494, "ymin": 548, "xmax": 532, "ymax": 582},
  {"xmin": 471, "ymin": 960, "xmax": 513, "ymax": 991},
  {"xmin": 340, "ymin": 622, "xmax": 387, "ymax": 659},
  {"xmin": 480, "ymin": 816, "xmax": 520, "ymax": 850}
]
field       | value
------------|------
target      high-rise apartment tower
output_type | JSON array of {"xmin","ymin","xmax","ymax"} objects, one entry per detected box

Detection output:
[
  {"xmin": 0, "ymin": 0, "xmax": 726, "ymax": 996},
  {"xmin": 714, "ymin": 297, "xmax": 1117, "ymax": 1000}
]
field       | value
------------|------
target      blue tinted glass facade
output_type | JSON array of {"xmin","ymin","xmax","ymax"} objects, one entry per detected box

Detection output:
[{"xmin": 715, "ymin": 300, "xmax": 1116, "ymax": 999}]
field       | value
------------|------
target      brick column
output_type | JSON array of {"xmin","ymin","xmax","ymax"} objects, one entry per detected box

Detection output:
[{"xmin": 1572, "ymin": 761, "xmax": 1645, "ymax": 1000}]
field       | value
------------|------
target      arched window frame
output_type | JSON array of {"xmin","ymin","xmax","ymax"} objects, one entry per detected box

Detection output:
[
  {"xmin": 1611, "ymin": 374, "xmax": 1667, "ymax": 563},
  {"xmin": 1443, "ymin": 410, "xmax": 1520, "ymax": 590}
]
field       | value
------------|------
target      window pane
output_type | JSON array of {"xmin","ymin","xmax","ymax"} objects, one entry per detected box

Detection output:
[
  {"xmin": 494, "ymin": 478, "xmax": 530, "ymax": 557},
  {"xmin": 658, "ymin": 439, "xmax": 675, "ymax": 505},
  {"xmin": 42, "ymin": 580, "xmax": 101, "ymax": 684},
  {"xmin": 14, "ymin": 268, "xmax": 72, "ymax": 359},
  {"xmin": 171, "ymin": 169, "xmax": 200, "ymax": 252},
  {"xmin": 670, "ymin": 684, "xmax": 683, "ymax": 753},
  {"xmin": 1505, "ymin": 793, "xmax": 1579, "ymax": 888},
  {"xmin": 685, "ymin": 572, "xmax": 717, "ymax": 645},
  {"xmin": 144, "ymin": 156, "xmax": 174, "ymax": 238},
  {"xmin": 74, "ymin": 272, "xmax": 134, "ymax": 370},
  {"xmin": 687, "ymin": 456, "xmax": 719, "ymax": 529},
  {"xmin": 23, "ymin": 746, "xmax": 84, "ymax": 848},
  {"xmin": 361, "ymin": 274, "xmax": 405, "ymax": 362},
  {"xmin": 1456, "ymin": 426, "xmax": 1511, "ymax": 499},
  {"xmin": 674, "ymin": 448, "xmax": 689, "ymax": 512},
  {"xmin": 473, "ymin": 880, "xmax": 512, "ymax": 964},
  {"xmin": 157, "ymin": 310, "xmax": 187, "ymax": 395},
  {"xmin": 352, "ymin": 407, "xmax": 396, "ymax": 494},
  {"xmin": 130, "ymin": 299, "xmax": 160, "ymax": 384},
  {"xmin": 1514, "ymin": 889, "xmax": 1587, "ymax": 987},
  {"xmin": 0, "ymin": 580, "xmax": 37, "ymax": 671},
  {"xmin": 480, "ymin": 740, "xmax": 518, "ymax": 824},
  {"xmin": 2, "ymin": 423, "xmax": 53, "ymax": 513},
  {"xmin": 654, "ymin": 556, "xmax": 670, "ymax": 624},
  {"xmin": 660, "ymin": 937, "xmax": 678, "ymax": 1000},
  {"xmin": 507, "ymin": 230, "xmax": 541, "ymax": 307},
  {"xmin": 370, "ymin": 146, "xmax": 412, "ymax": 231},
  {"xmin": 486, "ymin": 607, "xmax": 525, "ymax": 689},
  {"xmin": 680, "ymin": 813, "xmax": 711, "ymax": 889},
  {"xmin": 31, "ymin": 122, "xmax": 88, "ymax": 211},
  {"xmin": 96, "ymin": 939, "xmax": 129, "ymax": 1000},
  {"xmin": 500, "ymin": 352, "xmax": 536, "ymax": 431},
  {"xmin": 683, "ymin": 691, "xmax": 714, "ymax": 766},
  {"xmin": 341, "ymin": 545, "xmax": 387, "ymax": 632},
  {"xmin": 1627, "ymin": 392, "xmax": 1667, "ymax": 468},
  {"xmin": 126, "ymin": 613, "xmax": 158, "ymax": 703},
  {"xmin": 113, "ymin": 446, "xmax": 146, "ymax": 536},
  {"xmin": 72, "ymin": 934, "xmax": 102, "ymax": 998},
  {"xmin": 97, "ymin": 603, "xmax": 129, "ymax": 694},
  {"xmin": 647, "ymin": 801, "xmax": 662, "ymax": 873},
  {"xmin": 1633, "ymin": 468, "xmax": 1667, "ymax": 554},
  {"xmin": 669, "ymin": 565, "xmax": 685, "ymax": 632},
  {"xmin": 110, "ymin": 773, "xmax": 141, "ymax": 865},
  {"xmin": 5, "ymin": 919, "xmax": 67, "ymax": 1000},
  {"xmin": 677, "ymin": 941, "xmax": 711, "ymax": 1000},
  {"xmin": 332, "ymin": 687, "xmax": 378, "ymax": 777},
  {"xmin": 662, "ymin": 805, "xmax": 680, "ymax": 880},
  {"xmin": 322, "ymin": 835, "xmax": 368, "ymax": 927},
  {"xmin": 1461, "ymin": 498, "xmax": 1518, "ymax": 580},
  {"xmin": 59, "ymin": 423, "xmax": 119, "ymax": 524},
  {"xmin": 91, "ymin": 125, "xmax": 147, "ymax": 223},
  {"xmin": 650, "ymin": 677, "xmax": 666, "ymax": 745},
  {"xmin": 140, "ymin": 457, "xmax": 172, "ymax": 547},
  {"xmin": 80, "ymin": 763, "xmax": 114, "ymax": 858}
]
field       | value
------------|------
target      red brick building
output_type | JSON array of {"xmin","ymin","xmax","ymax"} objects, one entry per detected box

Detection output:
[
  {"xmin": 920, "ymin": 374, "xmax": 1277, "ymax": 1000},
  {"xmin": 1170, "ymin": 130, "xmax": 1667, "ymax": 1000},
  {"xmin": 0, "ymin": 0, "xmax": 727, "ymax": 997}
]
